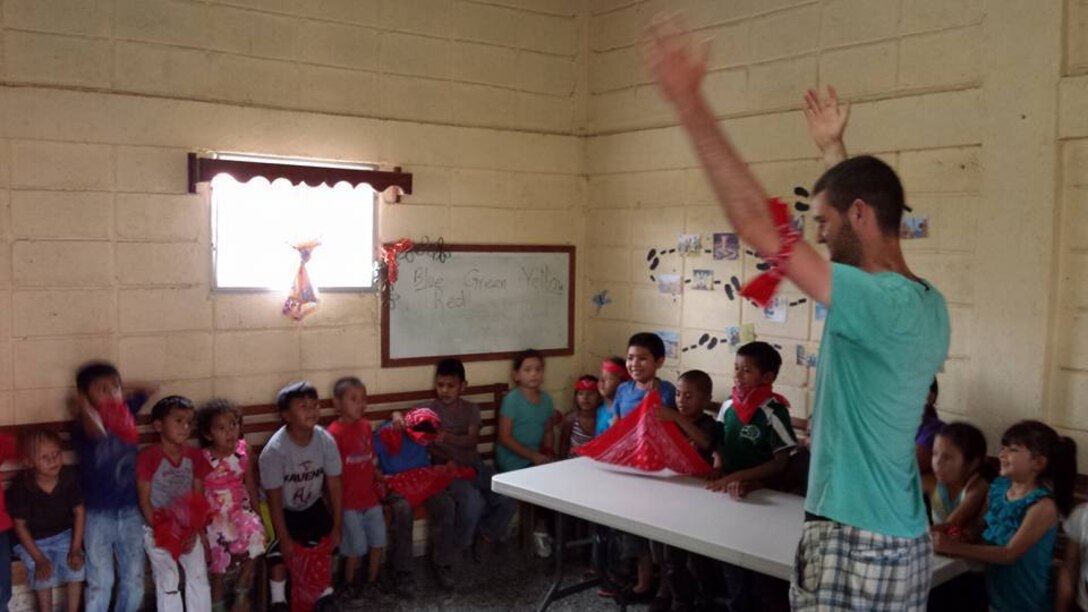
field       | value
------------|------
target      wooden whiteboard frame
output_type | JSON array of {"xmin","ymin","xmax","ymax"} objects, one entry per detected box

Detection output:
[{"xmin": 380, "ymin": 243, "xmax": 576, "ymax": 367}]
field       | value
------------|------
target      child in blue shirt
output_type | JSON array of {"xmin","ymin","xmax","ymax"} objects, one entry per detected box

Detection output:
[
  {"xmin": 375, "ymin": 408, "xmax": 458, "ymax": 595},
  {"xmin": 609, "ymin": 333, "xmax": 677, "ymax": 426},
  {"xmin": 71, "ymin": 361, "xmax": 154, "ymax": 612},
  {"xmin": 934, "ymin": 420, "xmax": 1077, "ymax": 611}
]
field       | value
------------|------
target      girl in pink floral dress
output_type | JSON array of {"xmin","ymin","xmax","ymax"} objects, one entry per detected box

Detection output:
[{"xmin": 196, "ymin": 400, "xmax": 266, "ymax": 612}]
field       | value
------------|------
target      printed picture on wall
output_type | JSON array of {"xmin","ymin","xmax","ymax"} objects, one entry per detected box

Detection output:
[
  {"xmin": 900, "ymin": 215, "xmax": 929, "ymax": 239},
  {"xmin": 657, "ymin": 274, "xmax": 682, "ymax": 296},
  {"xmin": 814, "ymin": 303, "xmax": 828, "ymax": 322},
  {"xmin": 678, "ymin": 234, "xmax": 702, "ymax": 256},
  {"xmin": 712, "ymin": 232, "xmax": 739, "ymax": 260},
  {"xmin": 691, "ymin": 269, "xmax": 714, "ymax": 290},
  {"xmin": 791, "ymin": 215, "xmax": 805, "ymax": 235},
  {"xmin": 762, "ymin": 297, "xmax": 788, "ymax": 323},
  {"xmin": 725, "ymin": 325, "xmax": 742, "ymax": 348},
  {"xmin": 657, "ymin": 331, "xmax": 680, "ymax": 359},
  {"xmin": 795, "ymin": 344, "xmax": 807, "ymax": 367}
]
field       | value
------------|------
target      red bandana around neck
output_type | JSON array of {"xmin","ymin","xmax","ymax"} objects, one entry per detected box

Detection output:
[{"xmin": 731, "ymin": 384, "xmax": 784, "ymax": 425}]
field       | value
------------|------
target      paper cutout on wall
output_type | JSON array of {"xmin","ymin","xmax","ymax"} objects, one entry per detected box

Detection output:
[
  {"xmin": 591, "ymin": 289, "xmax": 613, "ymax": 315},
  {"xmin": 712, "ymin": 232, "xmax": 739, "ymax": 260},
  {"xmin": 900, "ymin": 215, "xmax": 929, "ymax": 239},
  {"xmin": 762, "ymin": 296, "xmax": 788, "ymax": 323},
  {"xmin": 678, "ymin": 234, "xmax": 702, "ymax": 256},
  {"xmin": 656, "ymin": 331, "xmax": 680, "ymax": 359},
  {"xmin": 657, "ymin": 274, "xmax": 682, "ymax": 296},
  {"xmin": 691, "ymin": 269, "xmax": 714, "ymax": 290},
  {"xmin": 814, "ymin": 303, "xmax": 828, "ymax": 321}
]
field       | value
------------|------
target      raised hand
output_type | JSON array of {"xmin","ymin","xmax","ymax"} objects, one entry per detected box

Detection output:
[
  {"xmin": 643, "ymin": 14, "xmax": 709, "ymax": 110},
  {"xmin": 802, "ymin": 86, "xmax": 849, "ymax": 165}
]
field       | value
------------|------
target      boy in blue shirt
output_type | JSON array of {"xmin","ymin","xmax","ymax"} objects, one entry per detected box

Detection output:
[
  {"xmin": 608, "ymin": 332, "xmax": 677, "ymax": 428},
  {"xmin": 375, "ymin": 408, "xmax": 458, "ymax": 595},
  {"xmin": 605, "ymin": 332, "xmax": 678, "ymax": 601},
  {"xmin": 71, "ymin": 361, "xmax": 155, "ymax": 612}
]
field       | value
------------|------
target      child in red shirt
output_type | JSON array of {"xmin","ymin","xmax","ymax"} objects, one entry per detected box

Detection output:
[
  {"xmin": 136, "ymin": 396, "xmax": 212, "ymax": 612},
  {"xmin": 328, "ymin": 377, "xmax": 385, "ymax": 601}
]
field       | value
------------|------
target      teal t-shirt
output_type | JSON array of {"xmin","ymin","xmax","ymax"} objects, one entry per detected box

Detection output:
[
  {"xmin": 805, "ymin": 263, "xmax": 950, "ymax": 538},
  {"xmin": 496, "ymin": 388, "xmax": 555, "ymax": 472}
]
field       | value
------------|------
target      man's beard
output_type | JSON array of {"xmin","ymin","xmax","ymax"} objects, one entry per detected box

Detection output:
[{"xmin": 828, "ymin": 223, "xmax": 862, "ymax": 267}]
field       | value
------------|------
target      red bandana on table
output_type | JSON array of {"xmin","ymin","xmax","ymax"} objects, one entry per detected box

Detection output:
[
  {"xmin": 282, "ymin": 240, "xmax": 321, "ymax": 321},
  {"xmin": 740, "ymin": 198, "xmax": 802, "ymax": 308},
  {"xmin": 151, "ymin": 491, "xmax": 210, "ymax": 561},
  {"xmin": 386, "ymin": 465, "xmax": 476, "ymax": 508},
  {"xmin": 287, "ymin": 537, "xmax": 334, "ymax": 611},
  {"xmin": 731, "ymin": 384, "xmax": 788, "ymax": 425},
  {"xmin": 576, "ymin": 391, "xmax": 711, "ymax": 476}
]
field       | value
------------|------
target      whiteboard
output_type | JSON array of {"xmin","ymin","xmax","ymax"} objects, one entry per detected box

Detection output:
[{"xmin": 381, "ymin": 245, "xmax": 575, "ymax": 366}]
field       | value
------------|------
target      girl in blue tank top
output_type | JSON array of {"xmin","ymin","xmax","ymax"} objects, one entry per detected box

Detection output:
[{"xmin": 933, "ymin": 420, "xmax": 1078, "ymax": 611}]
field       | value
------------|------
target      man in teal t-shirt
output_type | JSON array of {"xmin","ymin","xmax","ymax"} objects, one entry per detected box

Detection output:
[{"xmin": 645, "ymin": 27, "xmax": 949, "ymax": 611}]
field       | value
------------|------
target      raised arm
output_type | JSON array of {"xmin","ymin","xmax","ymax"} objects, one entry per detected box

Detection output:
[
  {"xmin": 802, "ymin": 86, "xmax": 849, "ymax": 167},
  {"xmin": 644, "ymin": 17, "xmax": 832, "ymax": 305}
]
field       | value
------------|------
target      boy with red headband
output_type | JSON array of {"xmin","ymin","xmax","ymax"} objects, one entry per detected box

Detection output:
[{"xmin": 595, "ymin": 357, "xmax": 630, "ymax": 436}]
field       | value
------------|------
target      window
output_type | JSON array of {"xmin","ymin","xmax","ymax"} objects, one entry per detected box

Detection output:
[{"xmin": 210, "ymin": 173, "xmax": 376, "ymax": 291}]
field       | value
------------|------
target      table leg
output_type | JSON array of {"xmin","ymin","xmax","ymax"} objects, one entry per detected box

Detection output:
[{"xmin": 536, "ymin": 513, "xmax": 603, "ymax": 612}]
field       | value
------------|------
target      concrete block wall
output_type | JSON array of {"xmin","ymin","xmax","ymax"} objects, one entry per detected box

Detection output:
[
  {"xmin": 583, "ymin": 0, "xmax": 1088, "ymax": 468},
  {"xmin": 2, "ymin": 0, "xmax": 584, "ymax": 134},
  {"xmin": 0, "ymin": 0, "xmax": 587, "ymax": 428},
  {"xmin": 0, "ymin": 0, "xmax": 1086, "ymax": 465}
]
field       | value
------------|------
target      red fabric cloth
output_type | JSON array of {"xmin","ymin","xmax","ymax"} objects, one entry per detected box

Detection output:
[
  {"xmin": 380, "ymin": 239, "xmax": 414, "ymax": 284},
  {"xmin": 385, "ymin": 465, "xmax": 475, "ymax": 508},
  {"xmin": 287, "ymin": 537, "xmax": 334, "ymax": 611},
  {"xmin": 740, "ymin": 198, "xmax": 802, "ymax": 307},
  {"xmin": 601, "ymin": 360, "xmax": 630, "ymax": 380},
  {"xmin": 379, "ymin": 408, "xmax": 441, "ymax": 455},
  {"xmin": 0, "ymin": 434, "xmax": 15, "ymax": 532},
  {"xmin": 327, "ymin": 418, "xmax": 381, "ymax": 511},
  {"xmin": 575, "ymin": 391, "xmax": 711, "ymax": 476},
  {"xmin": 96, "ymin": 399, "xmax": 139, "ymax": 445},
  {"xmin": 730, "ymin": 385, "xmax": 788, "ymax": 425},
  {"xmin": 151, "ymin": 491, "xmax": 210, "ymax": 561}
]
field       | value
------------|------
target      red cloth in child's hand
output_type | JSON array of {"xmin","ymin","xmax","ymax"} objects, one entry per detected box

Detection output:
[
  {"xmin": 575, "ymin": 391, "xmax": 712, "ymax": 476},
  {"xmin": 152, "ymin": 492, "xmax": 210, "ymax": 560},
  {"xmin": 386, "ymin": 465, "xmax": 476, "ymax": 508},
  {"xmin": 287, "ymin": 537, "xmax": 335, "ymax": 611},
  {"xmin": 97, "ymin": 399, "xmax": 139, "ymax": 444}
]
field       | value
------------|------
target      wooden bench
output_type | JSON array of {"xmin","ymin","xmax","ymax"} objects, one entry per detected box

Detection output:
[{"xmin": 0, "ymin": 382, "xmax": 507, "ymax": 609}]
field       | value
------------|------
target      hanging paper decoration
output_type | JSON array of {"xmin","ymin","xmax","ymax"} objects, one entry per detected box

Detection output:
[
  {"xmin": 740, "ymin": 198, "xmax": 802, "ymax": 308},
  {"xmin": 386, "ymin": 465, "xmax": 476, "ymax": 508},
  {"xmin": 576, "ymin": 391, "xmax": 711, "ymax": 476},
  {"xmin": 282, "ymin": 240, "xmax": 321, "ymax": 321},
  {"xmin": 286, "ymin": 537, "xmax": 335, "ymax": 611},
  {"xmin": 152, "ymin": 491, "xmax": 211, "ymax": 560}
]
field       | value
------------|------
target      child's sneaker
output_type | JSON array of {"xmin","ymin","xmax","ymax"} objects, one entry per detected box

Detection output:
[
  {"xmin": 315, "ymin": 592, "xmax": 341, "ymax": 612},
  {"xmin": 532, "ymin": 531, "xmax": 553, "ymax": 558}
]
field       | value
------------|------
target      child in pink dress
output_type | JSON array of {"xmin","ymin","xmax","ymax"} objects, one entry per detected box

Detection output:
[{"xmin": 196, "ymin": 400, "xmax": 265, "ymax": 612}]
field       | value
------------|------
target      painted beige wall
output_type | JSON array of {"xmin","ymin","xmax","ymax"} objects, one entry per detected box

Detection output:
[
  {"xmin": 0, "ymin": 0, "xmax": 586, "ymax": 424},
  {"xmin": 583, "ymin": 0, "xmax": 1088, "ymax": 467},
  {"xmin": 0, "ymin": 0, "xmax": 1085, "ymax": 469}
]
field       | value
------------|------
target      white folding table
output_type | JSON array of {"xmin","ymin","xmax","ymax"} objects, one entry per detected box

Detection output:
[{"xmin": 492, "ymin": 457, "xmax": 968, "ymax": 610}]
